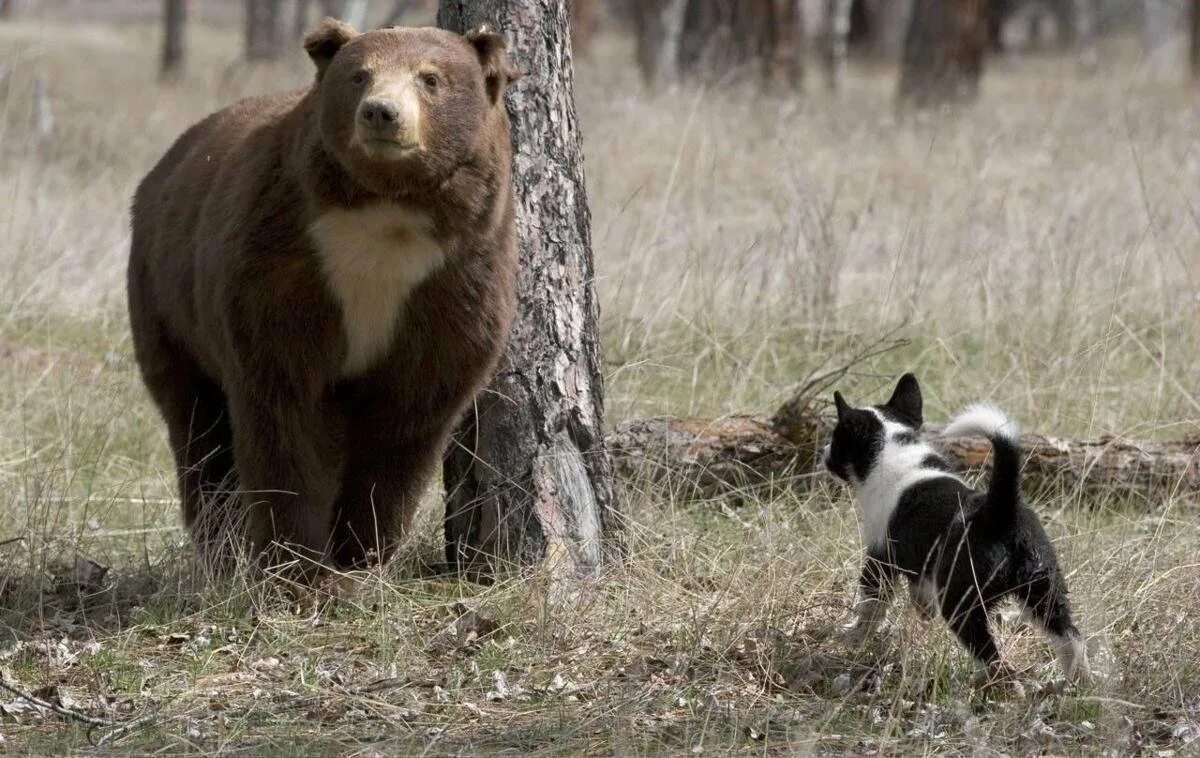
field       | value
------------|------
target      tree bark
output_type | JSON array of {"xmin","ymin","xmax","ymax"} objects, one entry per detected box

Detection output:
[
  {"xmin": 608, "ymin": 409, "xmax": 1200, "ymax": 503},
  {"xmin": 898, "ymin": 0, "xmax": 987, "ymax": 106},
  {"xmin": 245, "ymin": 0, "xmax": 285, "ymax": 61},
  {"xmin": 161, "ymin": 0, "xmax": 187, "ymax": 81},
  {"xmin": 438, "ymin": 0, "xmax": 618, "ymax": 578}
]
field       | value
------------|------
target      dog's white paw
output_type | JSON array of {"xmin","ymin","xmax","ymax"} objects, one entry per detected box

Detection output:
[{"xmin": 908, "ymin": 580, "xmax": 939, "ymax": 621}]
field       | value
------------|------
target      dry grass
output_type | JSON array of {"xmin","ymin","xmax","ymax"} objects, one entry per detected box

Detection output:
[{"xmin": 1, "ymin": 10, "xmax": 1199, "ymax": 755}]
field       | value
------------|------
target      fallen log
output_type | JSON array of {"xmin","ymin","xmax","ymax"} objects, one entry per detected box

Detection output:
[
  {"xmin": 607, "ymin": 408, "xmax": 1200, "ymax": 502},
  {"xmin": 608, "ymin": 414, "xmax": 809, "ymax": 498}
]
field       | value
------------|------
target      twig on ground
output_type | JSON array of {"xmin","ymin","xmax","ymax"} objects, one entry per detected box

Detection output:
[
  {"xmin": 0, "ymin": 671, "xmax": 168, "ymax": 747},
  {"xmin": 90, "ymin": 713, "xmax": 164, "ymax": 747},
  {"xmin": 0, "ymin": 676, "xmax": 107, "ymax": 727},
  {"xmin": 771, "ymin": 329, "xmax": 911, "ymax": 439}
]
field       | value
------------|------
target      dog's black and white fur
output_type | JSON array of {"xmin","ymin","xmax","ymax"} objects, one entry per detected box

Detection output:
[{"xmin": 824, "ymin": 374, "xmax": 1088, "ymax": 683}]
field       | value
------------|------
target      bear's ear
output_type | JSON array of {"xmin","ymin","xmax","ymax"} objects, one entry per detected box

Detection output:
[
  {"xmin": 884, "ymin": 373, "xmax": 923, "ymax": 428},
  {"xmin": 465, "ymin": 25, "xmax": 522, "ymax": 105},
  {"xmin": 834, "ymin": 391, "xmax": 849, "ymax": 421},
  {"xmin": 304, "ymin": 18, "xmax": 357, "ymax": 78}
]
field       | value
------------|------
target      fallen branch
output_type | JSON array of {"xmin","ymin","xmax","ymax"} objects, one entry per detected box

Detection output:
[
  {"xmin": 607, "ymin": 406, "xmax": 1200, "ymax": 501},
  {"xmin": 0, "ymin": 676, "xmax": 107, "ymax": 727},
  {"xmin": 608, "ymin": 414, "xmax": 810, "ymax": 498},
  {"xmin": 0, "ymin": 667, "xmax": 167, "ymax": 747}
]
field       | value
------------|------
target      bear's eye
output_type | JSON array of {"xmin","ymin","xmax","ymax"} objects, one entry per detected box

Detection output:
[
  {"xmin": 420, "ymin": 72, "xmax": 440, "ymax": 90},
  {"xmin": 351, "ymin": 71, "xmax": 368, "ymax": 86}
]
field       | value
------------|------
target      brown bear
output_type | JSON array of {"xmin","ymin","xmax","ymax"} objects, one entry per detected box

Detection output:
[{"xmin": 127, "ymin": 19, "xmax": 520, "ymax": 574}]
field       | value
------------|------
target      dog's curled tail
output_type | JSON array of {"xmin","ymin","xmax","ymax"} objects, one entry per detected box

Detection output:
[{"xmin": 943, "ymin": 404, "xmax": 1021, "ymax": 516}]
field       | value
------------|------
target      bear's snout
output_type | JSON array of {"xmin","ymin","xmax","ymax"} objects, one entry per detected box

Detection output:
[
  {"xmin": 360, "ymin": 99, "xmax": 401, "ymax": 129},
  {"xmin": 355, "ymin": 82, "xmax": 422, "ymax": 155}
]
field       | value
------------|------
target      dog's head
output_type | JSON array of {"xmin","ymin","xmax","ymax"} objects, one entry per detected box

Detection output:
[{"xmin": 823, "ymin": 373, "xmax": 924, "ymax": 484}]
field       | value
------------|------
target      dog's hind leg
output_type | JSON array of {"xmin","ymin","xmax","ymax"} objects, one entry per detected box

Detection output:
[
  {"xmin": 908, "ymin": 577, "xmax": 939, "ymax": 620},
  {"xmin": 946, "ymin": 604, "xmax": 1017, "ymax": 687},
  {"xmin": 843, "ymin": 555, "xmax": 896, "ymax": 646},
  {"xmin": 1020, "ymin": 575, "xmax": 1090, "ymax": 683}
]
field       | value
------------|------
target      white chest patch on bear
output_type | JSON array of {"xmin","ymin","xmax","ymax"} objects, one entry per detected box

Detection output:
[{"xmin": 310, "ymin": 204, "xmax": 445, "ymax": 377}]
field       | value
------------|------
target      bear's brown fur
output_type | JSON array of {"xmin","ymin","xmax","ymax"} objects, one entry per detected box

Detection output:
[{"xmin": 128, "ymin": 19, "xmax": 520, "ymax": 573}]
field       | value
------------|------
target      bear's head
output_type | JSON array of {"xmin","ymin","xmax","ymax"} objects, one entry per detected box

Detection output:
[{"xmin": 304, "ymin": 19, "xmax": 521, "ymax": 194}]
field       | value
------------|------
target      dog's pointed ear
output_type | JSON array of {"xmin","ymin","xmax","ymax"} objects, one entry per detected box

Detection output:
[
  {"xmin": 834, "ymin": 391, "xmax": 849, "ymax": 421},
  {"xmin": 885, "ymin": 373, "xmax": 923, "ymax": 427},
  {"xmin": 465, "ymin": 24, "xmax": 522, "ymax": 105},
  {"xmin": 305, "ymin": 18, "xmax": 357, "ymax": 79}
]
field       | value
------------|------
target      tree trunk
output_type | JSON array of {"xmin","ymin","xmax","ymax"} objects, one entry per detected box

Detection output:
[
  {"xmin": 627, "ymin": 0, "xmax": 689, "ymax": 88},
  {"xmin": 765, "ymin": 0, "xmax": 805, "ymax": 90},
  {"xmin": 438, "ymin": 0, "xmax": 618, "ymax": 578},
  {"xmin": 986, "ymin": 0, "xmax": 1008, "ymax": 51},
  {"xmin": 632, "ymin": 0, "xmax": 804, "ymax": 90},
  {"xmin": 1191, "ymin": 0, "xmax": 1200, "ymax": 80},
  {"xmin": 161, "ymin": 0, "xmax": 187, "ymax": 81},
  {"xmin": 823, "ymin": 0, "xmax": 852, "ymax": 90},
  {"xmin": 1050, "ymin": 0, "xmax": 1079, "ymax": 48},
  {"xmin": 0, "ymin": 0, "xmax": 13, "ymax": 20},
  {"xmin": 245, "ymin": 0, "xmax": 285, "ymax": 61},
  {"xmin": 829, "ymin": 0, "xmax": 911, "ymax": 62},
  {"xmin": 898, "ymin": 0, "xmax": 987, "ymax": 106},
  {"xmin": 873, "ymin": 0, "xmax": 913, "ymax": 59}
]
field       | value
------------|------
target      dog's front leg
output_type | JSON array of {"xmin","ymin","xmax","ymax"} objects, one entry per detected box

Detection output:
[
  {"xmin": 908, "ymin": 577, "xmax": 939, "ymax": 620},
  {"xmin": 843, "ymin": 554, "xmax": 895, "ymax": 646}
]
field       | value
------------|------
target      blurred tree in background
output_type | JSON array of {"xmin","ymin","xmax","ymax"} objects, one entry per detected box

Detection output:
[
  {"xmin": 1192, "ymin": 0, "xmax": 1200, "ymax": 79},
  {"xmin": 626, "ymin": 0, "xmax": 806, "ymax": 90},
  {"xmin": 161, "ymin": 0, "xmax": 187, "ymax": 80},
  {"xmin": 245, "ymin": 0, "xmax": 285, "ymax": 60},
  {"xmin": 899, "ymin": 0, "xmax": 988, "ymax": 105}
]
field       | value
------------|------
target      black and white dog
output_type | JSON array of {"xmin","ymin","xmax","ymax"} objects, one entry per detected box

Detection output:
[{"xmin": 823, "ymin": 374, "xmax": 1088, "ymax": 684}]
